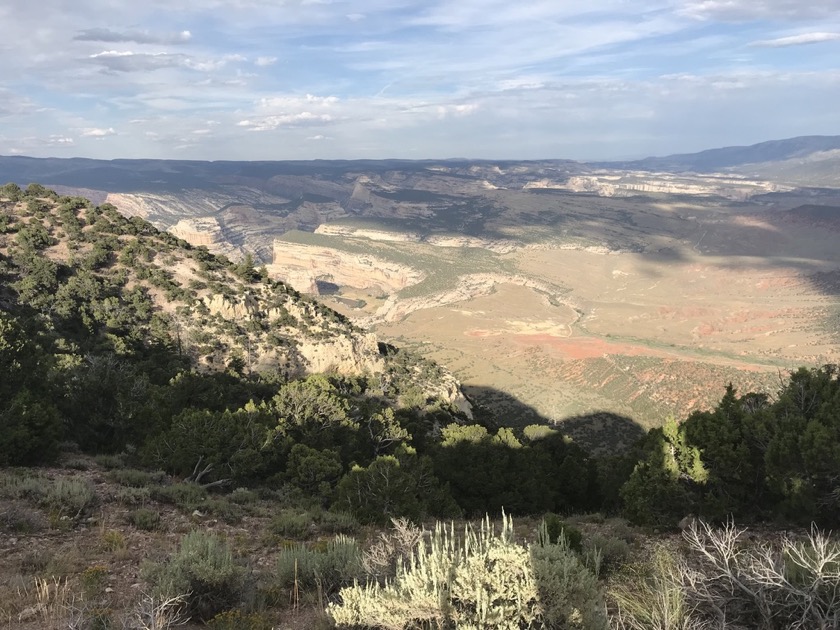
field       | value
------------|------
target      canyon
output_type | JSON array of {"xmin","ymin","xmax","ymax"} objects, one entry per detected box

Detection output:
[{"xmin": 3, "ymin": 138, "xmax": 839, "ymax": 439}]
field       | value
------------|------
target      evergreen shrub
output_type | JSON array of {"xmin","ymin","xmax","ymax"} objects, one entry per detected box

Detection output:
[{"xmin": 143, "ymin": 531, "xmax": 246, "ymax": 622}]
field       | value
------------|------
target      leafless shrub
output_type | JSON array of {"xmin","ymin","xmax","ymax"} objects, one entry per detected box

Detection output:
[
  {"xmin": 681, "ymin": 519, "xmax": 840, "ymax": 630},
  {"xmin": 121, "ymin": 593, "xmax": 189, "ymax": 630},
  {"xmin": 361, "ymin": 517, "xmax": 424, "ymax": 580},
  {"xmin": 610, "ymin": 521, "xmax": 840, "ymax": 630}
]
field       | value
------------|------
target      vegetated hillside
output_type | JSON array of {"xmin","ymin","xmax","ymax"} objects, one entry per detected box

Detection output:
[
  {"xmin": 0, "ymin": 182, "xmax": 601, "ymax": 518},
  {"xmin": 0, "ymin": 181, "xmax": 606, "ymax": 523},
  {"xmin": 735, "ymin": 151, "xmax": 840, "ymax": 187},
  {"xmin": 0, "ymin": 182, "xmax": 467, "ymax": 409}
]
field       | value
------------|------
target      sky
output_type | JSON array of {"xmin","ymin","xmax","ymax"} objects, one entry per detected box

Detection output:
[{"xmin": 0, "ymin": 0, "xmax": 838, "ymax": 161}]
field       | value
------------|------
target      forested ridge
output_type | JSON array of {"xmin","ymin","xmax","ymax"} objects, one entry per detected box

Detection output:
[{"xmin": 2, "ymin": 182, "xmax": 840, "ymax": 629}]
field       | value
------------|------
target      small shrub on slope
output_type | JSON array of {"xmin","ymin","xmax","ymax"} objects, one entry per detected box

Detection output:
[
  {"xmin": 275, "ymin": 534, "xmax": 363, "ymax": 596},
  {"xmin": 143, "ymin": 530, "xmax": 246, "ymax": 622},
  {"xmin": 42, "ymin": 478, "xmax": 96, "ymax": 518}
]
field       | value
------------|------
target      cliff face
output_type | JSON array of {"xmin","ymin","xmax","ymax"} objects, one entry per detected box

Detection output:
[
  {"xmin": 268, "ymin": 240, "xmax": 426, "ymax": 295},
  {"xmin": 296, "ymin": 333, "xmax": 385, "ymax": 376},
  {"xmin": 202, "ymin": 292, "xmax": 385, "ymax": 377},
  {"xmin": 198, "ymin": 291, "xmax": 470, "ymax": 413},
  {"xmin": 170, "ymin": 217, "xmax": 223, "ymax": 248}
]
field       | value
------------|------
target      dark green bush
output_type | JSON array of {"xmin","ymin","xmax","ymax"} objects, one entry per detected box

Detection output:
[
  {"xmin": 95, "ymin": 454, "xmax": 126, "ymax": 470},
  {"xmin": 228, "ymin": 487, "xmax": 259, "ymax": 505},
  {"xmin": 313, "ymin": 509, "xmax": 359, "ymax": 534},
  {"xmin": 151, "ymin": 483, "xmax": 208, "ymax": 510},
  {"xmin": 269, "ymin": 510, "xmax": 311, "ymax": 539},
  {"xmin": 127, "ymin": 508, "xmax": 161, "ymax": 531},
  {"xmin": 142, "ymin": 408, "xmax": 274, "ymax": 486},
  {"xmin": 202, "ymin": 498, "xmax": 245, "ymax": 524},
  {"xmin": 108, "ymin": 468, "xmax": 167, "ymax": 488},
  {"xmin": 0, "ymin": 390, "xmax": 62, "ymax": 466},
  {"xmin": 206, "ymin": 610, "xmax": 274, "ymax": 630},
  {"xmin": 539, "ymin": 514, "xmax": 582, "ymax": 552}
]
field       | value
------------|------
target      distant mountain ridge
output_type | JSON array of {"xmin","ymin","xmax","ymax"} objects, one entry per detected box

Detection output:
[
  {"xmin": 3, "ymin": 136, "xmax": 839, "ymax": 192},
  {"xmin": 600, "ymin": 135, "xmax": 840, "ymax": 173},
  {"xmin": 0, "ymin": 155, "xmax": 579, "ymax": 194}
]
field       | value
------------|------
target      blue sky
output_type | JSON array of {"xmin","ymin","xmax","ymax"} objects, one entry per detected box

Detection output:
[{"xmin": 0, "ymin": 0, "xmax": 838, "ymax": 160}]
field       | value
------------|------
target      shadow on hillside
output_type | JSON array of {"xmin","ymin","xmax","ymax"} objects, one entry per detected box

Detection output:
[
  {"xmin": 463, "ymin": 385, "xmax": 646, "ymax": 454},
  {"xmin": 560, "ymin": 412, "xmax": 646, "ymax": 455}
]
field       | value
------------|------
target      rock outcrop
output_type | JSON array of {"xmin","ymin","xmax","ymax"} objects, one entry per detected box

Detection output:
[
  {"xmin": 542, "ymin": 173, "xmax": 791, "ymax": 200},
  {"xmin": 268, "ymin": 240, "xmax": 426, "ymax": 295},
  {"xmin": 295, "ymin": 332, "xmax": 385, "ymax": 375},
  {"xmin": 170, "ymin": 217, "xmax": 223, "ymax": 248},
  {"xmin": 315, "ymin": 224, "xmax": 421, "ymax": 242},
  {"xmin": 201, "ymin": 289, "xmax": 386, "ymax": 377}
]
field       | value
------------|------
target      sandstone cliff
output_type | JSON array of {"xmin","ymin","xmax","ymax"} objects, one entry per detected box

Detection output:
[
  {"xmin": 545, "ymin": 173, "xmax": 791, "ymax": 199},
  {"xmin": 267, "ymin": 240, "xmax": 426, "ymax": 295}
]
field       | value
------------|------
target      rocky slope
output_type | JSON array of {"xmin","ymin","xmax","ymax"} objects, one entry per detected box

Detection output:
[{"xmin": 0, "ymin": 184, "xmax": 471, "ymax": 416}]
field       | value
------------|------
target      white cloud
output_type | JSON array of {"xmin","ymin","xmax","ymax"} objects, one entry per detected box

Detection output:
[
  {"xmin": 81, "ymin": 127, "xmax": 116, "ymax": 137},
  {"xmin": 237, "ymin": 111, "xmax": 334, "ymax": 131},
  {"xmin": 751, "ymin": 32, "xmax": 840, "ymax": 47},
  {"xmin": 435, "ymin": 103, "xmax": 479, "ymax": 118},
  {"xmin": 255, "ymin": 94, "xmax": 339, "ymax": 109},
  {"xmin": 255, "ymin": 56, "xmax": 277, "ymax": 66},
  {"xmin": 45, "ymin": 135, "xmax": 74, "ymax": 145},
  {"xmin": 90, "ymin": 50, "xmax": 135, "ymax": 58}
]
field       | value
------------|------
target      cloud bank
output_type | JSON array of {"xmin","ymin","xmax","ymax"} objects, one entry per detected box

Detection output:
[{"xmin": 0, "ymin": 0, "xmax": 837, "ymax": 159}]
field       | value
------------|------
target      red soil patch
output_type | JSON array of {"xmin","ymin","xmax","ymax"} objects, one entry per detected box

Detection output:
[{"xmin": 464, "ymin": 329, "xmax": 502, "ymax": 338}]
